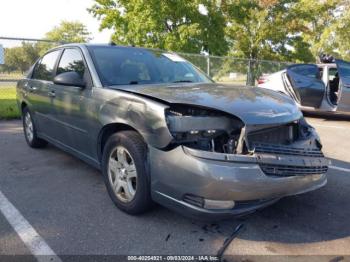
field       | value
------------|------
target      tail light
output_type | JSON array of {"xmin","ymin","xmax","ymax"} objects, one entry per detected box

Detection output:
[
  {"xmin": 258, "ymin": 74, "xmax": 270, "ymax": 85},
  {"xmin": 258, "ymin": 76, "xmax": 267, "ymax": 85}
]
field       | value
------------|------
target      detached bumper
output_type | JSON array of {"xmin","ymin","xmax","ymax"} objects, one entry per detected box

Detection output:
[{"xmin": 150, "ymin": 146, "xmax": 327, "ymax": 220}]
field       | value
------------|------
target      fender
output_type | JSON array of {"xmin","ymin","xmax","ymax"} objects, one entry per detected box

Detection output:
[{"xmin": 98, "ymin": 89, "xmax": 174, "ymax": 149}]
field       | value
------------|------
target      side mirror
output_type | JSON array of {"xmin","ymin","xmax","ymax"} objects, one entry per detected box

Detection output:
[{"xmin": 53, "ymin": 71, "xmax": 85, "ymax": 88}]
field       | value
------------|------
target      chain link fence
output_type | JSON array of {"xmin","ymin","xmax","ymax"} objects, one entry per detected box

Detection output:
[
  {"xmin": 179, "ymin": 52, "xmax": 291, "ymax": 86},
  {"xmin": 0, "ymin": 37, "xmax": 292, "ymax": 118}
]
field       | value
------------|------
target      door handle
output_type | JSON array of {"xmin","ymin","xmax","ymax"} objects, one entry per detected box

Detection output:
[
  {"xmin": 48, "ymin": 90, "xmax": 56, "ymax": 98},
  {"xmin": 28, "ymin": 86, "xmax": 38, "ymax": 92}
]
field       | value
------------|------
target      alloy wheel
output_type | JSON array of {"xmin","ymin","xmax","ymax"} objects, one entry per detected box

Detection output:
[
  {"xmin": 24, "ymin": 112, "xmax": 34, "ymax": 143},
  {"xmin": 108, "ymin": 146, "xmax": 138, "ymax": 203}
]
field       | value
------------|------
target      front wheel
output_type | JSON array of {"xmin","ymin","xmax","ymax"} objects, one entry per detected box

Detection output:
[
  {"xmin": 22, "ymin": 107, "xmax": 47, "ymax": 148},
  {"xmin": 101, "ymin": 131, "xmax": 153, "ymax": 215}
]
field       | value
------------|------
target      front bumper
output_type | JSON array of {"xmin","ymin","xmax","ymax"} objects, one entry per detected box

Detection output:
[{"xmin": 150, "ymin": 145, "xmax": 328, "ymax": 220}]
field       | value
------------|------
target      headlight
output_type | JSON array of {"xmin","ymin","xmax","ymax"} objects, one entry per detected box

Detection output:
[
  {"xmin": 298, "ymin": 117, "xmax": 314, "ymax": 137},
  {"xmin": 165, "ymin": 105, "xmax": 244, "ymax": 153},
  {"xmin": 298, "ymin": 117, "xmax": 322, "ymax": 149}
]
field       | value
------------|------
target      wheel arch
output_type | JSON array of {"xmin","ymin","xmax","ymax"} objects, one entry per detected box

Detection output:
[
  {"xmin": 21, "ymin": 101, "xmax": 28, "ymax": 112},
  {"xmin": 97, "ymin": 123, "xmax": 145, "ymax": 162}
]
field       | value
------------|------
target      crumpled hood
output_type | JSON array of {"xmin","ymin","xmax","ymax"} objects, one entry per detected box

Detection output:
[{"xmin": 110, "ymin": 83, "xmax": 302, "ymax": 125}]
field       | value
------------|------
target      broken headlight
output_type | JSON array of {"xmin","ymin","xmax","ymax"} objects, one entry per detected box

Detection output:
[
  {"xmin": 298, "ymin": 117, "xmax": 322, "ymax": 149},
  {"xmin": 165, "ymin": 105, "xmax": 244, "ymax": 153}
]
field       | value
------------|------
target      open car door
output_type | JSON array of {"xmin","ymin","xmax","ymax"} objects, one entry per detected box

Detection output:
[
  {"xmin": 335, "ymin": 59, "xmax": 350, "ymax": 113},
  {"xmin": 286, "ymin": 64, "xmax": 325, "ymax": 108}
]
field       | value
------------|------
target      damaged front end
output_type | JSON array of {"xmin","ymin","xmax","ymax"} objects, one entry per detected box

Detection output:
[
  {"xmin": 149, "ymin": 104, "xmax": 328, "ymax": 219},
  {"xmin": 164, "ymin": 104, "xmax": 328, "ymax": 178}
]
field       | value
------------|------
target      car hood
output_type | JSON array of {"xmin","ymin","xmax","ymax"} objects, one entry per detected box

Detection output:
[{"xmin": 110, "ymin": 83, "xmax": 302, "ymax": 125}]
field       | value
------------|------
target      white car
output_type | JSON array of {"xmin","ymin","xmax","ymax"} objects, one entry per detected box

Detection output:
[{"xmin": 258, "ymin": 60, "xmax": 350, "ymax": 114}]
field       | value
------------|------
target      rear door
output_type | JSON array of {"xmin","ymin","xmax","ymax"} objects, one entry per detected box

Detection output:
[
  {"xmin": 335, "ymin": 59, "xmax": 350, "ymax": 112},
  {"xmin": 27, "ymin": 49, "xmax": 61, "ymax": 136},
  {"xmin": 286, "ymin": 64, "xmax": 325, "ymax": 108}
]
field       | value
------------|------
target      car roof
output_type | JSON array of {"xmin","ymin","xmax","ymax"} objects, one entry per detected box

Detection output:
[
  {"xmin": 316, "ymin": 63, "xmax": 336, "ymax": 68},
  {"xmin": 55, "ymin": 43, "xmax": 165, "ymax": 53}
]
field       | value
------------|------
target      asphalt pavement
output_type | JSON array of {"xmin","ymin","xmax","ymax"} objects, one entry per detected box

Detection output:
[{"xmin": 0, "ymin": 116, "xmax": 349, "ymax": 261}]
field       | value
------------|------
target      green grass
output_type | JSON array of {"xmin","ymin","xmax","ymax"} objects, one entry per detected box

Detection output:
[
  {"xmin": 0, "ymin": 73, "xmax": 23, "ymax": 80},
  {"xmin": 0, "ymin": 86, "xmax": 20, "ymax": 119}
]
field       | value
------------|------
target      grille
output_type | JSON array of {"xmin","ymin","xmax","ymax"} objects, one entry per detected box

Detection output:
[
  {"xmin": 260, "ymin": 164, "xmax": 328, "ymax": 177},
  {"xmin": 248, "ymin": 124, "xmax": 298, "ymax": 146},
  {"xmin": 252, "ymin": 143, "xmax": 324, "ymax": 157}
]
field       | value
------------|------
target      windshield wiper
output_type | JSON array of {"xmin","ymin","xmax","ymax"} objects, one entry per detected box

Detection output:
[{"xmin": 172, "ymin": 80, "xmax": 193, "ymax": 83}]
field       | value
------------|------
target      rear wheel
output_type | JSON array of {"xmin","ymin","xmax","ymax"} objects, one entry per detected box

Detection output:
[
  {"xmin": 22, "ymin": 107, "xmax": 47, "ymax": 148},
  {"xmin": 102, "ymin": 131, "xmax": 153, "ymax": 215}
]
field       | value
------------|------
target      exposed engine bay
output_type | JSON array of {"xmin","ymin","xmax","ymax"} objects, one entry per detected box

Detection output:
[
  {"xmin": 166, "ymin": 105, "xmax": 244, "ymax": 154},
  {"xmin": 165, "ymin": 104, "xmax": 319, "ymax": 155}
]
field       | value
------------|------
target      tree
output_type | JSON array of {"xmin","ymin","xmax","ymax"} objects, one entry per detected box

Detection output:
[
  {"xmin": 330, "ymin": 7, "xmax": 350, "ymax": 60},
  {"xmin": 45, "ymin": 21, "xmax": 92, "ymax": 43},
  {"xmin": 2, "ymin": 42, "xmax": 41, "ymax": 74},
  {"xmin": 1, "ymin": 21, "xmax": 92, "ymax": 74},
  {"xmin": 311, "ymin": 0, "xmax": 350, "ymax": 60},
  {"xmin": 222, "ymin": 0, "xmax": 316, "ymax": 84},
  {"xmin": 294, "ymin": 0, "xmax": 340, "ymax": 60},
  {"xmin": 224, "ymin": 0, "xmax": 317, "ymax": 61},
  {"xmin": 36, "ymin": 21, "xmax": 92, "ymax": 56},
  {"xmin": 91, "ymin": 1, "xmax": 350, "ymax": 84},
  {"xmin": 88, "ymin": 0, "xmax": 228, "ymax": 55}
]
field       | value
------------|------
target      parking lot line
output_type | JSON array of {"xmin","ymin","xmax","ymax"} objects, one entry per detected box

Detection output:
[
  {"xmin": 330, "ymin": 165, "xmax": 350, "ymax": 173},
  {"xmin": 0, "ymin": 190, "xmax": 61, "ymax": 262}
]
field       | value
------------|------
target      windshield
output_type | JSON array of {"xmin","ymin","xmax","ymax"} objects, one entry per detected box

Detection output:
[{"xmin": 88, "ymin": 46, "xmax": 212, "ymax": 86}]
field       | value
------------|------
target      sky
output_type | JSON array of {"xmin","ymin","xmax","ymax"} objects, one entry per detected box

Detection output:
[{"xmin": 0, "ymin": 0, "xmax": 113, "ymax": 47}]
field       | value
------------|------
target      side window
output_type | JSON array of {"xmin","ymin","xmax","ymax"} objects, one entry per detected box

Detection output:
[
  {"xmin": 289, "ymin": 64, "xmax": 320, "ymax": 79},
  {"xmin": 57, "ymin": 49, "xmax": 85, "ymax": 78},
  {"xmin": 32, "ymin": 50, "xmax": 60, "ymax": 81}
]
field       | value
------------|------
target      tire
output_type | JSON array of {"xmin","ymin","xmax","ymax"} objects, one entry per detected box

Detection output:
[
  {"xmin": 22, "ymin": 107, "xmax": 48, "ymax": 148},
  {"xmin": 101, "ymin": 131, "xmax": 153, "ymax": 215}
]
